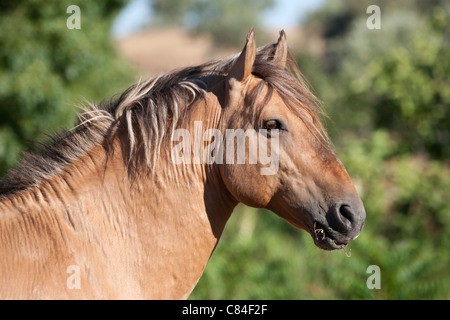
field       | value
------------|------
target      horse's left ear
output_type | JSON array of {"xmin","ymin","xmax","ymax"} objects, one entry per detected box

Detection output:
[
  {"xmin": 272, "ymin": 30, "xmax": 288, "ymax": 69},
  {"xmin": 227, "ymin": 27, "xmax": 256, "ymax": 84}
]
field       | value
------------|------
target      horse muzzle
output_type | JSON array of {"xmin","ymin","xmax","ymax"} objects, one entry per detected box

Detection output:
[{"xmin": 310, "ymin": 197, "xmax": 366, "ymax": 251}]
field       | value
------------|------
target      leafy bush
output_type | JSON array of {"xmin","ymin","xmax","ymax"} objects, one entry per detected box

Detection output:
[
  {"xmin": 332, "ymin": 7, "xmax": 450, "ymax": 158},
  {"xmin": 0, "ymin": 0, "xmax": 135, "ymax": 176}
]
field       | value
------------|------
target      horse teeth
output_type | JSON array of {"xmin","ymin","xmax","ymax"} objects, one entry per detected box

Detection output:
[{"xmin": 313, "ymin": 222, "xmax": 326, "ymax": 240}]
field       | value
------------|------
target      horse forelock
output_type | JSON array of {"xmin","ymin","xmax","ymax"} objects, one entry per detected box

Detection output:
[{"xmin": 0, "ymin": 44, "xmax": 327, "ymax": 196}]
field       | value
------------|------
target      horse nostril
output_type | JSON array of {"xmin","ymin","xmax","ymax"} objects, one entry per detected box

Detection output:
[
  {"xmin": 339, "ymin": 205, "xmax": 355, "ymax": 227},
  {"xmin": 324, "ymin": 198, "xmax": 366, "ymax": 242},
  {"xmin": 327, "ymin": 203, "xmax": 356, "ymax": 232}
]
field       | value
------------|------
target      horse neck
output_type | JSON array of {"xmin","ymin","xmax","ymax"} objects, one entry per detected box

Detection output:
[
  {"xmin": 0, "ymin": 134, "xmax": 237, "ymax": 298},
  {"xmin": 0, "ymin": 143, "xmax": 135, "ymax": 297},
  {"xmin": 0, "ymin": 145, "xmax": 121, "ymax": 237},
  {"xmin": 138, "ymin": 94, "xmax": 238, "ymax": 298}
]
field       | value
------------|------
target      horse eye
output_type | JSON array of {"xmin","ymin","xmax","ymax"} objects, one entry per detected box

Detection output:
[{"xmin": 263, "ymin": 119, "xmax": 282, "ymax": 131}]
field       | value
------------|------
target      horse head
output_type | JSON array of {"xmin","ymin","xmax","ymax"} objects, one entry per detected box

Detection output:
[{"xmin": 217, "ymin": 29, "xmax": 366, "ymax": 250}]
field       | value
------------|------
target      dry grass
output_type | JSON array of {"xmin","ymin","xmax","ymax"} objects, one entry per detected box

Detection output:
[
  {"xmin": 115, "ymin": 27, "xmax": 218, "ymax": 76},
  {"xmin": 114, "ymin": 26, "xmax": 325, "ymax": 78}
]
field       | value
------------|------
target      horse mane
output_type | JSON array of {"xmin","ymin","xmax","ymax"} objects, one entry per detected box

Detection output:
[{"xmin": 0, "ymin": 44, "xmax": 327, "ymax": 196}]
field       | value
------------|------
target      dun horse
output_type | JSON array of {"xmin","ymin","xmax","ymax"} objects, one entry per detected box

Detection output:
[{"xmin": 0, "ymin": 29, "xmax": 365, "ymax": 299}]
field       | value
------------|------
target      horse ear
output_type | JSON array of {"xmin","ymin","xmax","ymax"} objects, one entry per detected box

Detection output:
[
  {"xmin": 227, "ymin": 27, "xmax": 256, "ymax": 83},
  {"xmin": 272, "ymin": 30, "xmax": 288, "ymax": 69}
]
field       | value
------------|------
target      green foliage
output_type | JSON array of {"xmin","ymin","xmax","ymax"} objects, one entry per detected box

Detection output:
[
  {"xmin": 337, "ymin": 133, "xmax": 450, "ymax": 299},
  {"xmin": 304, "ymin": 0, "xmax": 450, "ymax": 159},
  {"xmin": 0, "ymin": 0, "xmax": 135, "ymax": 177},
  {"xmin": 336, "ymin": 9, "xmax": 449, "ymax": 158}
]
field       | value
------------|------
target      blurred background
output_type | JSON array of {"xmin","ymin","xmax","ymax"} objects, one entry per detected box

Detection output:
[{"xmin": 0, "ymin": 0, "xmax": 448, "ymax": 299}]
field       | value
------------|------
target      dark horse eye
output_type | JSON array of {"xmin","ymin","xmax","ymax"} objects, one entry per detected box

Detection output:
[{"xmin": 263, "ymin": 119, "xmax": 282, "ymax": 131}]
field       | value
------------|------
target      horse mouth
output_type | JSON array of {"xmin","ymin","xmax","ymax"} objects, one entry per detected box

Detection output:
[{"xmin": 311, "ymin": 221, "xmax": 349, "ymax": 251}]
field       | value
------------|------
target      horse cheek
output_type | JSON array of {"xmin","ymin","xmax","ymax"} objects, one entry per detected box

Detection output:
[{"xmin": 220, "ymin": 164, "xmax": 275, "ymax": 208}]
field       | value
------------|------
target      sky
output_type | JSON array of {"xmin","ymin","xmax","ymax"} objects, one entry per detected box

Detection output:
[
  {"xmin": 262, "ymin": 0, "xmax": 326, "ymax": 28},
  {"xmin": 111, "ymin": 0, "xmax": 325, "ymax": 39}
]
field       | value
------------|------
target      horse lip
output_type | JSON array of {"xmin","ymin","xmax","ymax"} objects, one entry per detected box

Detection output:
[{"xmin": 310, "ymin": 221, "xmax": 350, "ymax": 250}]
